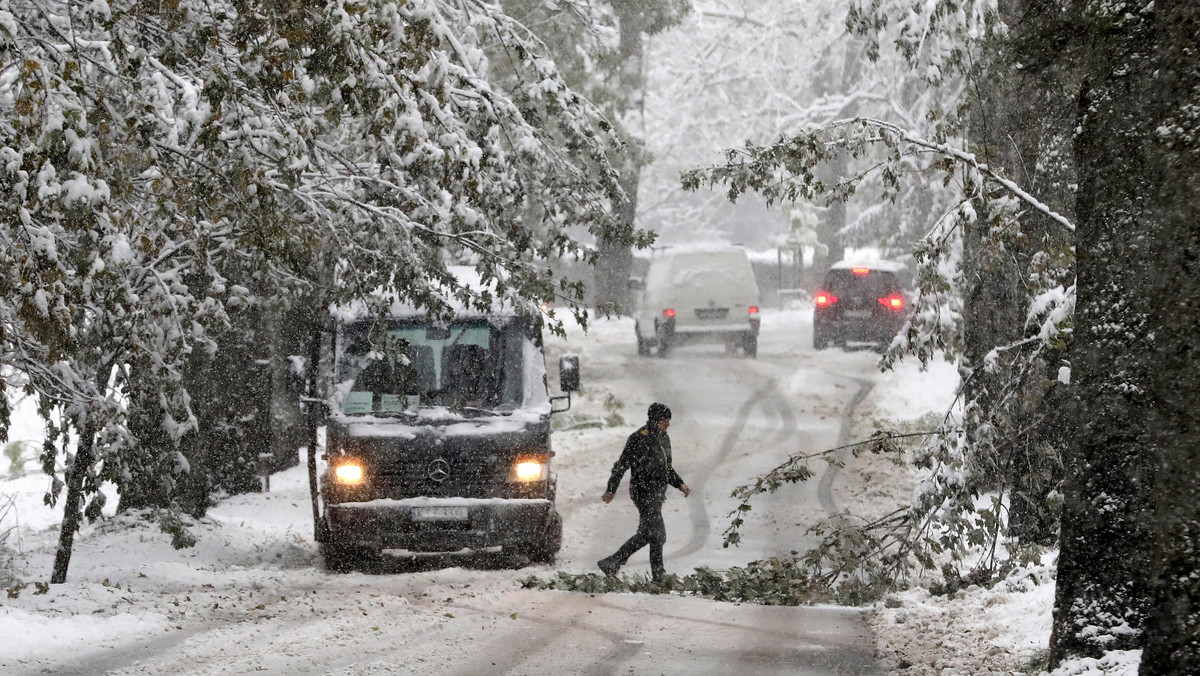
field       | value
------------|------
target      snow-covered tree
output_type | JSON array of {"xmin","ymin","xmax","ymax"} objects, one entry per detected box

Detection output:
[
  {"xmin": 684, "ymin": 0, "xmax": 1200, "ymax": 670},
  {"xmin": 1050, "ymin": 2, "xmax": 1200, "ymax": 670},
  {"xmin": 0, "ymin": 0, "xmax": 642, "ymax": 581},
  {"xmin": 492, "ymin": 0, "xmax": 690, "ymax": 313},
  {"xmin": 688, "ymin": 0, "xmax": 1078, "ymax": 608},
  {"xmin": 642, "ymin": 0, "xmax": 972, "ymax": 273}
]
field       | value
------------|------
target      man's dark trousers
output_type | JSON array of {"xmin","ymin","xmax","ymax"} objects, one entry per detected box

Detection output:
[{"xmin": 606, "ymin": 487, "xmax": 667, "ymax": 578}]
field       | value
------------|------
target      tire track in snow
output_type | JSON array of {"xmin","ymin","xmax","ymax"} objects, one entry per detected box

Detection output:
[
  {"xmin": 816, "ymin": 376, "xmax": 874, "ymax": 516},
  {"xmin": 669, "ymin": 377, "xmax": 781, "ymax": 560}
]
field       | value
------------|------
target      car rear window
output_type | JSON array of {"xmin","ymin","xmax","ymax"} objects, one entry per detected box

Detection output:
[{"xmin": 823, "ymin": 269, "xmax": 902, "ymax": 296}]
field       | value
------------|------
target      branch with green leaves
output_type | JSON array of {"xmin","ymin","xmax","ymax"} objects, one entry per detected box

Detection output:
[
  {"xmin": 722, "ymin": 429, "xmax": 949, "ymax": 548},
  {"xmin": 683, "ymin": 116, "xmax": 1076, "ymax": 235}
]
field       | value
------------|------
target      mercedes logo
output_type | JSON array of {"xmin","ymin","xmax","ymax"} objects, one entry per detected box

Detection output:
[{"xmin": 428, "ymin": 458, "xmax": 451, "ymax": 483}]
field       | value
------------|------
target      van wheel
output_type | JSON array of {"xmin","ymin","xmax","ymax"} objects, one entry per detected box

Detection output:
[
  {"xmin": 657, "ymin": 335, "xmax": 672, "ymax": 357},
  {"xmin": 636, "ymin": 328, "xmax": 652, "ymax": 357},
  {"xmin": 743, "ymin": 334, "xmax": 758, "ymax": 358}
]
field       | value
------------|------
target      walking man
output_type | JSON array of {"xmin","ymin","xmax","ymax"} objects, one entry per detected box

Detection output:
[{"xmin": 598, "ymin": 402, "xmax": 690, "ymax": 581}]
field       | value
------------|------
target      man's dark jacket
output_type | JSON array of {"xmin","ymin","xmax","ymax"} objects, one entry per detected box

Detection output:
[{"xmin": 607, "ymin": 424, "xmax": 684, "ymax": 500}]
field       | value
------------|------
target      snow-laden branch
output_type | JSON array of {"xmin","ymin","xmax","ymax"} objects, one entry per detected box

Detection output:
[{"xmin": 845, "ymin": 117, "xmax": 1076, "ymax": 232}]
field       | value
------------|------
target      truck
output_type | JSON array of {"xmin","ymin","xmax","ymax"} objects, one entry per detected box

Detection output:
[{"xmin": 307, "ymin": 293, "xmax": 578, "ymax": 572}]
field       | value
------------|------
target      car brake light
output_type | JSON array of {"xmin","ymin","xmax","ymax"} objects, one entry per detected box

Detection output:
[
  {"xmin": 748, "ymin": 306, "xmax": 759, "ymax": 315},
  {"xmin": 815, "ymin": 292, "xmax": 838, "ymax": 308},
  {"xmin": 851, "ymin": 267, "xmax": 870, "ymax": 275},
  {"xmin": 663, "ymin": 308, "xmax": 675, "ymax": 318},
  {"xmin": 879, "ymin": 295, "xmax": 905, "ymax": 309}
]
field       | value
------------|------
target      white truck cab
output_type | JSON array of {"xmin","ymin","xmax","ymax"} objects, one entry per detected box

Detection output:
[{"xmin": 630, "ymin": 245, "xmax": 761, "ymax": 358}]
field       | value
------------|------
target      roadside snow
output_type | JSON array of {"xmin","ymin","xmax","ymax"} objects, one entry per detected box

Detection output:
[
  {"xmin": 847, "ymin": 354, "xmax": 1136, "ymax": 675},
  {"xmin": 872, "ymin": 559, "xmax": 1057, "ymax": 674}
]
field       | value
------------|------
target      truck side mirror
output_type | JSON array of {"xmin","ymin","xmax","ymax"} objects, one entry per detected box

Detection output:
[
  {"xmin": 559, "ymin": 354, "xmax": 580, "ymax": 393},
  {"xmin": 627, "ymin": 277, "xmax": 644, "ymax": 291},
  {"xmin": 300, "ymin": 396, "xmax": 330, "ymax": 419}
]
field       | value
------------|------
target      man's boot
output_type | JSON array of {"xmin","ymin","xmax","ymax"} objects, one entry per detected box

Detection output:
[{"xmin": 598, "ymin": 556, "xmax": 620, "ymax": 578}]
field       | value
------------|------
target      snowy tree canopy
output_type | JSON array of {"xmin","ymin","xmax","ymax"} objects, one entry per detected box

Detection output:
[
  {"xmin": 0, "ymin": 0, "xmax": 647, "ymax": 579},
  {"xmin": 640, "ymin": 0, "xmax": 985, "ymax": 251}
]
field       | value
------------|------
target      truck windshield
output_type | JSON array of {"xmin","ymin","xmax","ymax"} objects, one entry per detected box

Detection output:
[{"xmin": 337, "ymin": 319, "xmax": 526, "ymax": 415}]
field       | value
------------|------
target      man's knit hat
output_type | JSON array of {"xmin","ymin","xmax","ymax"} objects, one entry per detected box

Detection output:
[{"xmin": 647, "ymin": 402, "xmax": 672, "ymax": 422}]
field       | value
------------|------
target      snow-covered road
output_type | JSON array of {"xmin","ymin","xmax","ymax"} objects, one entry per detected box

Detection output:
[{"xmin": 2, "ymin": 309, "xmax": 893, "ymax": 675}]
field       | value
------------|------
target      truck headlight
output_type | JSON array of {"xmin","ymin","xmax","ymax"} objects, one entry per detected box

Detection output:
[
  {"xmin": 334, "ymin": 462, "xmax": 365, "ymax": 484},
  {"xmin": 514, "ymin": 461, "xmax": 545, "ymax": 482}
]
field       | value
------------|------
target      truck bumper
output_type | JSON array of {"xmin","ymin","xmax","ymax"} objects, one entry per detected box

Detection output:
[{"xmin": 323, "ymin": 497, "xmax": 555, "ymax": 552}]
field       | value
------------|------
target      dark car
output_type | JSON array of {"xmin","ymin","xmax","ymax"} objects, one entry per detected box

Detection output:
[{"xmin": 812, "ymin": 262, "xmax": 909, "ymax": 350}]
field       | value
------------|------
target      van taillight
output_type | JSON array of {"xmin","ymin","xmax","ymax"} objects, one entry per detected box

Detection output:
[
  {"xmin": 879, "ymin": 295, "xmax": 904, "ymax": 310},
  {"xmin": 815, "ymin": 292, "xmax": 838, "ymax": 308},
  {"xmin": 851, "ymin": 267, "xmax": 870, "ymax": 275},
  {"xmin": 663, "ymin": 308, "xmax": 676, "ymax": 318},
  {"xmin": 748, "ymin": 306, "xmax": 759, "ymax": 315}
]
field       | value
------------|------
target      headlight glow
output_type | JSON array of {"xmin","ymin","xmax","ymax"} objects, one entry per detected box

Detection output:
[
  {"xmin": 334, "ymin": 463, "xmax": 364, "ymax": 484},
  {"xmin": 515, "ymin": 461, "xmax": 544, "ymax": 481}
]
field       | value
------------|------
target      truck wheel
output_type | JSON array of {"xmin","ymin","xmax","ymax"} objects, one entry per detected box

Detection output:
[
  {"xmin": 322, "ymin": 544, "xmax": 378, "ymax": 573},
  {"xmin": 742, "ymin": 334, "xmax": 758, "ymax": 358},
  {"xmin": 506, "ymin": 512, "xmax": 562, "ymax": 565}
]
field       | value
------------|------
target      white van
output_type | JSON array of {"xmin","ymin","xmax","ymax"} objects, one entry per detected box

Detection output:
[{"xmin": 630, "ymin": 245, "xmax": 761, "ymax": 358}]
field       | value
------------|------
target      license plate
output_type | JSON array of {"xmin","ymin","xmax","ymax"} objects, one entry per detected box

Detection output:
[
  {"xmin": 694, "ymin": 307, "xmax": 729, "ymax": 319},
  {"xmin": 411, "ymin": 506, "xmax": 469, "ymax": 522},
  {"xmin": 845, "ymin": 310, "xmax": 873, "ymax": 319}
]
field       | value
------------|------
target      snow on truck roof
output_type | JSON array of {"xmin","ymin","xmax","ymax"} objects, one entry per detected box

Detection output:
[{"xmin": 329, "ymin": 266, "xmax": 539, "ymax": 324}]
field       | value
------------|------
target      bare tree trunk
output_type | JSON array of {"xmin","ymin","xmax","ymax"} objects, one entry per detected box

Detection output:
[
  {"xmin": 593, "ymin": 4, "xmax": 645, "ymax": 314},
  {"xmin": 51, "ymin": 422, "xmax": 93, "ymax": 583},
  {"xmin": 1139, "ymin": 3, "xmax": 1200, "ymax": 670},
  {"xmin": 1050, "ymin": 4, "xmax": 1159, "ymax": 663},
  {"xmin": 51, "ymin": 364, "xmax": 111, "ymax": 584}
]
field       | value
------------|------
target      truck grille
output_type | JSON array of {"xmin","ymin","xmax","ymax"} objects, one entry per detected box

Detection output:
[{"xmin": 371, "ymin": 455, "xmax": 507, "ymax": 499}]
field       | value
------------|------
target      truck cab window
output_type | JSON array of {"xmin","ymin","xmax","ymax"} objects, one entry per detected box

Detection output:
[{"xmin": 337, "ymin": 319, "xmax": 526, "ymax": 414}]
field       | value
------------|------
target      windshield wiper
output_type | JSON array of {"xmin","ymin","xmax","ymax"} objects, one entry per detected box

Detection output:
[{"xmin": 458, "ymin": 406, "xmax": 510, "ymax": 417}]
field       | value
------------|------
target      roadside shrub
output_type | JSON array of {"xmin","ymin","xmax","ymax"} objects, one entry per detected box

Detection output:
[
  {"xmin": 0, "ymin": 494, "xmax": 18, "ymax": 587},
  {"xmin": 4, "ymin": 441, "xmax": 31, "ymax": 479}
]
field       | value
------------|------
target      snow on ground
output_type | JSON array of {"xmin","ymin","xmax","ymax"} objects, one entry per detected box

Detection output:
[
  {"xmin": 0, "ymin": 308, "xmax": 1134, "ymax": 675},
  {"xmin": 834, "ymin": 353, "xmax": 1061, "ymax": 675},
  {"xmin": 832, "ymin": 339, "xmax": 1137, "ymax": 675}
]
